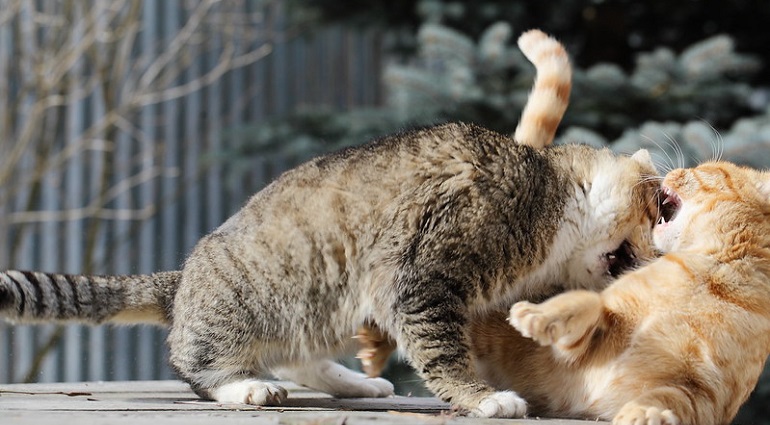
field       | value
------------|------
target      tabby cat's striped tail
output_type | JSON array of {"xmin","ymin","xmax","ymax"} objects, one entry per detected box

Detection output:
[
  {"xmin": 0, "ymin": 270, "xmax": 181, "ymax": 326},
  {"xmin": 514, "ymin": 29, "xmax": 572, "ymax": 149}
]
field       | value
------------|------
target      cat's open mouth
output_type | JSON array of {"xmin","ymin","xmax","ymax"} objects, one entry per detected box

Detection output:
[
  {"xmin": 604, "ymin": 186, "xmax": 683, "ymax": 278},
  {"xmin": 657, "ymin": 185, "xmax": 682, "ymax": 227},
  {"xmin": 606, "ymin": 240, "xmax": 636, "ymax": 277}
]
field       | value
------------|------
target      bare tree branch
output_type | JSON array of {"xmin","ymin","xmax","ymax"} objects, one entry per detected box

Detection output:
[{"xmin": 133, "ymin": 43, "xmax": 273, "ymax": 105}]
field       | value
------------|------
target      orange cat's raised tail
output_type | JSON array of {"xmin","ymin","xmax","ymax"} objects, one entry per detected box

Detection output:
[{"xmin": 513, "ymin": 29, "xmax": 571, "ymax": 149}]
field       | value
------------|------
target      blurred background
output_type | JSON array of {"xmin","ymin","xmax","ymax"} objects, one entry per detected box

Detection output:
[{"xmin": 0, "ymin": 0, "xmax": 769, "ymax": 423}]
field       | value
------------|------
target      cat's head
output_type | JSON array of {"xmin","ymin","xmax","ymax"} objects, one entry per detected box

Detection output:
[
  {"xmin": 654, "ymin": 161, "xmax": 770, "ymax": 253},
  {"xmin": 564, "ymin": 148, "xmax": 662, "ymax": 290}
]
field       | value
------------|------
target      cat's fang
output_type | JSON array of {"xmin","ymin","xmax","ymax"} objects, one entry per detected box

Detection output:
[{"xmin": 658, "ymin": 187, "xmax": 681, "ymax": 224}]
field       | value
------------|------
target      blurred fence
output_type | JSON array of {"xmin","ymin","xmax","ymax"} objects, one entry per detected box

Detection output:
[{"xmin": 0, "ymin": 0, "xmax": 382, "ymax": 383}]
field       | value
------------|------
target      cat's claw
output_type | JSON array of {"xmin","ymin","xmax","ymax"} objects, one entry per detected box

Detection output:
[
  {"xmin": 210, "ymin": 379, "xmax": 288, "ymax": 405},
  {"xmin": 469, "ymin": 391, "xmax": 527, "ymax": 418},
  {"xmin": 614, "ymin": 403, "xmax": 680, "ymax": 425}
]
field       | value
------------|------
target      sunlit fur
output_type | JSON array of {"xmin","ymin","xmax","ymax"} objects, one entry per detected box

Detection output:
[
  {"xmin": 0, "ymin": 29, "xmax": 662, "ymax": 419},
  {"xmin": 474, "ymin": 161, "xmax": 770, "ymax": 425},
  {"xmin": 514, "ymin": 29, "xmax": 571, "ymax": 149}
]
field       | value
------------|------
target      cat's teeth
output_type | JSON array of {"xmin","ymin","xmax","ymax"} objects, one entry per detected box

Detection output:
[
  {"xmin": 658, "ymin": 216, "xmax": 666, "ymax": 225},
  {"xmin": 662, "ymin": 197, "xmax": 671, "ymax": 205}
]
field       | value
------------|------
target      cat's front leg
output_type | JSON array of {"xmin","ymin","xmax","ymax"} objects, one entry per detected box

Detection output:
[
  {"xmin": 396, "ymin": 292, "xmax": 527, "ymax": 418},
  {"xmin": 509, "ymin": 290, "xmax": 603, "ymax": 362}
]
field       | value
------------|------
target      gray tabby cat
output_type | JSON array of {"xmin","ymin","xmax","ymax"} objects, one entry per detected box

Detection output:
[{"xmin": 0, "ymin": 30, "xmax": 662, "ymax": 418}]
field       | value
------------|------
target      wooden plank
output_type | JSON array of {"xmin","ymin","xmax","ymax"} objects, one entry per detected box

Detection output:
[{"xmin": 0, "ymin": 380, "xmax": 608, "ymax": 425}]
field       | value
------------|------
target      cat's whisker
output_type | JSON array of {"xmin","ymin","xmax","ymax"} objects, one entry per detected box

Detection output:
[
  {"xmin": 666, "ymin": 132, "xmax": 685, "ymax": 169},
  {"xmin": 633, "ymin": 175, "xmax": 664, "ymax": 190},
  {"xmin": 660, "ymin": 131, "xmax": 686, "ymax": 169},
  {"xmin": 640, "ymin": 135, "xmax": 676, "ymax": 173},
  {"xmin": 705, "ymin": 121, "xmax": 725, "ymax": 163},
  {"xmin": 651, "ymin": 154, "xmax": 674, "ymax": 174}
]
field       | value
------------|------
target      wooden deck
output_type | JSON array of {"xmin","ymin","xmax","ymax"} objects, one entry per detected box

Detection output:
[{"xmin": 0, "ymin": 380, "xmax": 609, "ymax": 424}]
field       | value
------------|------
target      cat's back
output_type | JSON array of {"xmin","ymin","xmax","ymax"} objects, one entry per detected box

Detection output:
[
  {"xmin": 224, "ymin": 122, "xmax": 567, "ymax": 232},
  {"xmin": 185, "ymin": 123, "xmax": 574, "ymax": 293}
]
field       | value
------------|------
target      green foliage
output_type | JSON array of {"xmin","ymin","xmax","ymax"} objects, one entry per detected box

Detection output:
[
  {"xmin": 557, "ymin": 106, "xmax": 770, "ymax": 170},
  {"xmin": 568, "ymin": 34, "xmax": 761, "ymax": 137},
  {"xmin": 288, "ymin": 0, "xmax": 770, "ymax": 80},
  {"xmin": 223, "ymin": 23, "xmax": 763, "ymax": 171}
]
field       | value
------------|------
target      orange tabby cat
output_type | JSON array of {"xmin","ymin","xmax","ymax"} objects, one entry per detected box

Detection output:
[{"xmin": 476, "ymin": 161, "xmax": 770, "ymax": 425}]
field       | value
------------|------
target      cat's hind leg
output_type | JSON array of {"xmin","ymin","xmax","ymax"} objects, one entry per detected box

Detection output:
[
  {"xmin": 509, "ymin": 290, "xmax": 603, "ymax": 362},
  {"xmin": 175, "ymin": 364, "xmax": 289, "ymax": 405},
  {"xmin": 272, "ymin": 359, "xmax": 394, "ymax": 398},
  {"xmin": 354, "ymin": 322, "xmax": 397, "ymax": 377},
  {"xmin": 167, "ymin": 301, "xmax": 291, "ymax": 406}
]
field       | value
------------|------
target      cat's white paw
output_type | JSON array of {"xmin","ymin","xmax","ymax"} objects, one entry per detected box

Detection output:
[
  {"xmin": 210, "ymin": 379, "xmax": 288, "ymax": 405},
  {"xmin": 469, "ymin": 391, "xmax": 527, "ymax": 418},
  {"xmin": 273, "ymin": 359, "xmax": 394, "ymax": 398},
  {"xmin": 614, "ymin": 403, "xmax": 680, "ymax": 425}
]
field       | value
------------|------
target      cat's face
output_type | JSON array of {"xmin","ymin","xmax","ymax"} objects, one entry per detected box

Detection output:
[
  {"xmin": 567, "ymin": 149, "xmax": 662, "ymax": 289},
  {"xmin": 654, "ymin": 161, "xmax": 770, "ymax": 253}
]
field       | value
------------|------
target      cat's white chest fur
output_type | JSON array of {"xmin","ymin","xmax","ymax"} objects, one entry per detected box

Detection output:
[{"xmin": 515, "ymin": 183, "xmax": 615, "ymax": 298}]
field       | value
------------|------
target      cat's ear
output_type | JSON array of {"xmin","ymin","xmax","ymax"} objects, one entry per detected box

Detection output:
[{"xmin": 630, "ymin": 149, "xmax": 657, "ymax": 173}]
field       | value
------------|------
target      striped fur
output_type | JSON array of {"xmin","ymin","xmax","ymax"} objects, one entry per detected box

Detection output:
[
  {"xmin": 513, "ymin": 29, "xmax": 571, "ymax": 149},
  {"xmin": 0, "ymin": 270, "xmax": 179, "ymax": 325}
]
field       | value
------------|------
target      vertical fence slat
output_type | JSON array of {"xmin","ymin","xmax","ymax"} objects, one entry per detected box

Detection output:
[
  {"xmin": 39, "ymin": 154, "xmax": 60, "ymax": 383},
  {"xmin": 206, "ymin": 14, "xmax": 223, "ymax": 231},
  {"xmin": 58, "ymin": 0, "xmax": 89, "ymax": 384},
  {"xmin": 161, "ymin": 0, "xmax": 182, "ymax": 272},
  {"xmin": 136, "ymin": 0, "xmax": 160, "ymax": 381},
  {"xmin": 12, "ymin": 326, "xmax": 34, "ymax": 382},
  {"xmin": 268, "ymin": 1, "xmax": 288, "ymax": 116},
  {"xmin": 109, "ymin": 1, "xmax": 135, "ymax": 375},
  {"xmin": 183, "ymin": 8, "xmax": 202, "ymax": 255},
  {"xmin": 0, "ymin": 324, "xmax": 8, "ymax": 383},
  {"xmin": 87, "ymin": 327, "xmax": 106, "ymax": 381}
]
